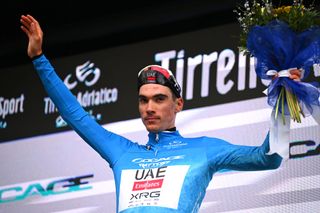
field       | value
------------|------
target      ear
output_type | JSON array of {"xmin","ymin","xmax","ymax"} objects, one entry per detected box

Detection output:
[{"xmin": 175, "ymin": 98, "xmax": 184, "ymax": 113}]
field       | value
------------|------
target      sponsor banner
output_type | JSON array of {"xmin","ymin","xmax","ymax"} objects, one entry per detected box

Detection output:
[{"xmin": 1, "ymin": 22, "xmax": 319, "ymax": 142}]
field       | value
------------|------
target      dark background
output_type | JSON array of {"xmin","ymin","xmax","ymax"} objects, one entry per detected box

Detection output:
[
  {"xmin": 1, "ymin": 0, "xmax": 236, "ymax": 69},
  {"xmin": 3, "ymin": 0, "xmax": 317, "ymax": 69}
]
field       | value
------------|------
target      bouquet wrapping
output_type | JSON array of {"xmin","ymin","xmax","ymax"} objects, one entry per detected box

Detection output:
[
  {"xmin": 235, "ymin": 0, "xmax": 320, "ymax": 159},
  {"xmin": 247, "ymin": 19, "xmax": 320, "ymax": 123}
]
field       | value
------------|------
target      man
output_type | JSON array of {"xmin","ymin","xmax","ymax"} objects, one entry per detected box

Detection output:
[{"xmin": 20, "ymin": 14, "xmax": 300, "ymax": 213}]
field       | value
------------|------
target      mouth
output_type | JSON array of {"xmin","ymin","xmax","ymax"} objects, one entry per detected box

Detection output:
[{"xmin": 145, "ymin": 116, "xmax": 159, "ymax": 122}]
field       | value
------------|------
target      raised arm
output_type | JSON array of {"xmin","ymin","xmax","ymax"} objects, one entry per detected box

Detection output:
[{"xmin": 20, "ymin": 15, "xmax": 133, "ymax": 167}]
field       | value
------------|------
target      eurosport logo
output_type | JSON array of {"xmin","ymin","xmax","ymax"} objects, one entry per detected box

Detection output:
[
  {"xmin": 0, "ymin": 174, "xmax": 93, "ymax": 204},
  {"xmin": 0, "ymin": 94, "xmax": 25, "ymax": 129},
  {"xmin": 42, "ymin": 60, "xmax": 119, "ymax": 128},
  {"xmin": 131, "ymin": 155, "xmax": 185, "ymax": 169}
]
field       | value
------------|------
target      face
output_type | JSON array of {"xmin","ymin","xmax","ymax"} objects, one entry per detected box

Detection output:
[{"xmin": 138, "ymin": 84, "xmax": 183, "ymax": 132}]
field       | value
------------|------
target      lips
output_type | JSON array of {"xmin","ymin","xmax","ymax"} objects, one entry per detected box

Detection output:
[{"xmin": 145, "ymin": 116, "xmax": 159, "ymax": 122}]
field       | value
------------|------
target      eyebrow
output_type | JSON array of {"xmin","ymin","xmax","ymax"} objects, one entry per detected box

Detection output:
[{"xmin": 138, "ymin": 93, "xmax": 168, "ymax": 99}]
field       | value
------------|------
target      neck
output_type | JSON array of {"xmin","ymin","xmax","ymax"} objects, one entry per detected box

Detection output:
[{"xmin": 165, "ymin": 127, "xmax": 176, "ymax": 132}]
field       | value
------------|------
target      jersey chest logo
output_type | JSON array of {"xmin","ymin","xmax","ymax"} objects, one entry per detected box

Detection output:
[{"xmin": 119, "ymin": 165, "xmax": 190, "ymax": 211}]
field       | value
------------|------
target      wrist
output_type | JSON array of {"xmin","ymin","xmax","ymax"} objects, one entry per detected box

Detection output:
[{"xmin": 31, "ymin": 52, "xmax": 43, "ymax": 61}]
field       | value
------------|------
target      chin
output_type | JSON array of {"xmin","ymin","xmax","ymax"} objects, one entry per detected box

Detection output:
[
  {"xmin": 146, "ymin": 127, "xmax": 159, "ymax": 133},
  {"xmin": 145, "ymin": 125, "xmax": 160, "ymax": 133}
]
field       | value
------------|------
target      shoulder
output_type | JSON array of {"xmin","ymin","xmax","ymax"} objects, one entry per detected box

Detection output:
[{"xmin": 184, "ymin": 136, "xmax": 232, "ymax": 147}]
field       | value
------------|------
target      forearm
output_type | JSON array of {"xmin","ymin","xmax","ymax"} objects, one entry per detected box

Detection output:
[
  {"xmin": 32, "ymin": 54, "xmax": 130, "ymax": 166},
  {"xmin": 221, "ymin": 139, "xmax": 282, "ymax": 171},
  {"xmin": 226, "ymin": 111, "xmax": 290, "ymax": 170},
  {"xmin": 32, "ymin": 54, "xmax": 86, "ymax": 122}
]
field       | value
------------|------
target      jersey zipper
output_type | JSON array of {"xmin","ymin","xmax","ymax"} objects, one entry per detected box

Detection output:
[
  {"xmin": 146, "ymin": 133, "xmax": 159, "ymax": 156},
  {"xmin": 154, "ymin": 133, "xmax": 159, "ymax": 156}
]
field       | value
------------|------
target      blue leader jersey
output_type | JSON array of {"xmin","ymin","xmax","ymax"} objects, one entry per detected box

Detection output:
[{"xmin": 33, "ymin": 55, "xmax": 282, "ymax": 213}]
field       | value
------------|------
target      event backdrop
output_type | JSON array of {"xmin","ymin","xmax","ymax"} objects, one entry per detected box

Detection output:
[{"xmin": 0, "ymin": 22, "xmax": 319, "ymax": 212}]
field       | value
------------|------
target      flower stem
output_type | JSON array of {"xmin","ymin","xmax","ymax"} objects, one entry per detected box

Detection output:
[
  {"xmin": 274, "ymin": 86, "xmax": 302, "ymax": 124},
  {"xmin": 275, "ymin": 87, "xmax": 286, "ymax": 125},
  {"xmin": 285, "ymin": 88, "xmax": 302, "ymax": 123}
]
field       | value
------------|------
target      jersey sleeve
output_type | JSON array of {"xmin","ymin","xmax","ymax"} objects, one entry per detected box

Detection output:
[
  {"xmin": 32, "ymin": 54, "xmax": 133, "ymax": 167},
  {"xmin": 206, "ymin": 134, "xmax": 282, "ymax": 172}
]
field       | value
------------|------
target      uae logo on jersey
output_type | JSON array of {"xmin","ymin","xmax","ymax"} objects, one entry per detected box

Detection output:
[{"xmin": 118, "ymin": 165, "xmax": 190, "ymax": 211}]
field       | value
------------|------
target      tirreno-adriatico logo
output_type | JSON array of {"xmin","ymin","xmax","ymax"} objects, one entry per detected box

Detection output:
[{"xmin": 42, "ymin": 60, "xmax": 118, "ymax": 128}]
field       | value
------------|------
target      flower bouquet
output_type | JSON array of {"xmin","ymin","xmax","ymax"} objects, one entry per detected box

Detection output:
[{"xmin": 235, "ymin": 0, "xmax": 320, "ymax": 124}]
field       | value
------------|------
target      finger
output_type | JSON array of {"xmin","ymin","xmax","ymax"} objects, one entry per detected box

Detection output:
[
  {"xmin": 26, "ymin": 14, "xmax": 39, "ymax": 25},
  {"xmin": 20, "ymin": 25, "xmax": 29, "ymax": 36},
  {"xmin": 288, "ymin": 69, "xmax": 302, "ymax": 82},
  {"xmin": 272, "ymin": 73, "xmax": 279, "ymax": 80},
  {"xmin": 20, "ymin": 20, "xmax": 32, "ymax": 37},
  {"xmin": 20, "ymin": 19, "xmax": 30, "ymax": 30},
  {"xmin": 290, "ymin": 74, "xmax": 298, "ymax": 79},
  {"xmin": 20, "ymin": 14, "xmax": 39, "ymax": 31},
  {"xmin": 289, "ymin": 69, "xmax": 301, "ymax": 78},
  {"xmin": 290, "ymin": 74, "xmax": 301, "ymax": 81},
  {"xmin": 20, "ymin": 15, "xmax": 33, "ymax": 25},
  {"xmin": 20, "ymin": 16, "xmax": 33, "ymax": 31}
]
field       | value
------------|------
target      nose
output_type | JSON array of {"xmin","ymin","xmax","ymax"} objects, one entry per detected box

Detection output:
[{"xmin": 146, "ymin": 100, "xmax": 155, "ymax": 113}]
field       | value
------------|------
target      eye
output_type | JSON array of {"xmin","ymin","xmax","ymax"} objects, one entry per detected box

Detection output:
[
  {"xmin": 155, "ymin": 95, "xmax": 166, "ymax": 103},
  {"xmin": 138, "ymin": 97, "xmax": 148, "ymax": 104}
]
